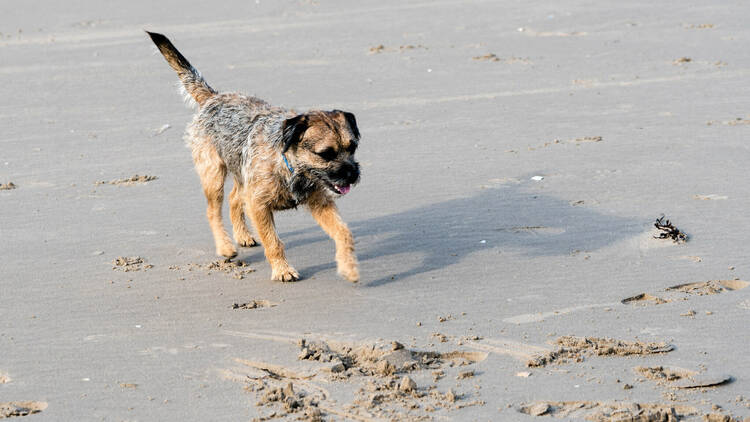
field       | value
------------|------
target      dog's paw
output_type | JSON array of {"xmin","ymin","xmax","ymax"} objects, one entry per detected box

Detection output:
[
  {"xmin": 338, "ymin": 263, "xmax": 359, "ymax": 283},
  {"xmin": 271, "ymin": 265, "xmax": 300, "ymax": 282},
  {"xmin": 236, "ymin": 236, "xmax": 258, "ymax": 248},
  {"xmin": 216, "ymin": 243, "xmax": 238, "ymax": 259}
]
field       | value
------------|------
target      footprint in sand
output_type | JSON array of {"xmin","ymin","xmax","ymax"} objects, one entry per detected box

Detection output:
[{"xmin": 222, "ymin": 336, "xmax": 488, "ymax": 421}]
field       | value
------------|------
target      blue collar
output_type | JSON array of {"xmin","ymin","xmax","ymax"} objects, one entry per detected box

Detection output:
[{"xmin": 282, "ymin": 154, "xmax": 294, "ymax": 174}]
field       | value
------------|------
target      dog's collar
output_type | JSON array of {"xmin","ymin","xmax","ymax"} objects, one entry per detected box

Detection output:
[{"xmin": 282, "ymin": 154, "xmax": 294, "ymax": 174}]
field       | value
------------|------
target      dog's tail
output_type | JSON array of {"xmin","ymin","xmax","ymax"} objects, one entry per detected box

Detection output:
[{"xmin": 146, "ymin": 31, "xmax": 217, "ymax": 107}]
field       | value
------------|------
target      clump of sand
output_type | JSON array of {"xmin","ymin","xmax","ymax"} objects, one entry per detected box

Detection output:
[
  {"xmin": 666, "ymin": 280, "xmax": 748, "ymax": 295},
  {"xmin": 231, "ymin": 338, "xmax": 487, "ymax": 421},
  {"xmin": 169, "ymin": 260, "xmax": 255, "ymax": 279},
  {"xmin": 0, "ymin": 182, "xmax": 17, "ymax": 190},
  {"xmin": 635, "ymin": 366, "xmax": 733, "ymax": 389},
  {"xmin": 368, "ymin": 44, "xmax": 427, "ymax": 54},
  {"xmin": 249, "ymin": 381, "xmax": 322, "ymax": 421},
  {"xmin": 519, "ymin": 400, "xmax": 745, "ymax": 421},
  {"xmin": 112, "ymin": 256, "xmax": 152, "ymax": 272},
  {"xmin": 297, "ymin": 339, "xmax": 483, "ymax": 379},
  {"xmin": 96, "ymin": 174, "xmax": 157, "ymax": 186},
  {"xmin": 527, "ymin": 336, "xmax": 673, "ymax": 367},
  {"xmin": 519, "ymin": 400, "xmax": 698, "ymax": 421},
  {"xmin": 0, "ymin": 401, "xmax": 47, "ymax": 418},
  {"xmin": 232, "ymin": 300, "xmax": 274, "ymax": 310}
]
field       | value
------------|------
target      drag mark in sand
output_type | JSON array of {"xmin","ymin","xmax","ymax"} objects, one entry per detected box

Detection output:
[
  {"xmin": 465, "ymin": 337, "xmax": 551, "ymax": 364},
  {"xmin": 221, "ymin": 329, "xmax": 300, "ymax": 345},
  {"xmin": 503, "ymin": 302, "xmax": 619, "ymax": 324},
  {"xmin": 317, "ymin": 69, "xmax": 750, "ymax": 111},
  {"xmin": 506, "ymin": 135, "xmax": 603, "ymax": 154}
]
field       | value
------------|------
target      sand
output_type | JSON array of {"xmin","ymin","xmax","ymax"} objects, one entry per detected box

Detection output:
[
  {"xmin": 2, "ymin": 0, "xmax": 750, "ymax": 420},
  {"xmin": 95, "ymin": 174, "xmax": 158, "ymax": 186}
]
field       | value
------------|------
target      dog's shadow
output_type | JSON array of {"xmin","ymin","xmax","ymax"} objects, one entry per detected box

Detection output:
[{"xmin": 270, "ymin": 183, "xmax": 641, "ymax": 287}]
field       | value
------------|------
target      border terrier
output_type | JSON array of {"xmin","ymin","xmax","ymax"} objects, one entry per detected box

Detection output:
[{"xmin": 146, "ymin": 32, "xmax": 360, "ymax": 282}]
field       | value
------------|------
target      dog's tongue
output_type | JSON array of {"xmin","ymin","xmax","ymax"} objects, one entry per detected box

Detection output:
[{"xmin": 336, "ymin": 185, "xmax": 351, "ymax": 195}]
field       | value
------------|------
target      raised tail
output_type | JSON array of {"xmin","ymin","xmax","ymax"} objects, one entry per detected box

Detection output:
[{"xmin": 146, "ymin": 31, "xmax": 217, "ymax": 107}]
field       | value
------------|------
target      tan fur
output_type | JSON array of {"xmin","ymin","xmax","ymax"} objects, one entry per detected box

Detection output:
[
  {"xmin": 148, "ymin": 32, "xmax": 361, "ymax": 282},
  {"xmin": 191, "ymin": 140, "xmax": 236, "ymax": 259},
  {"xmin": 308, "ymin": 193, "xmax": 359, "ymax": 282},
  {"xmin": 229, "ymin": 180, "xmax": 256, "ymax": 247}
]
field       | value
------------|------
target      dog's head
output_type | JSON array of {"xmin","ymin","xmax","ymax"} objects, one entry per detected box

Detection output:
[{"xmin": 281, "ymin": 110, "xmax": 360, "ymax": 196}]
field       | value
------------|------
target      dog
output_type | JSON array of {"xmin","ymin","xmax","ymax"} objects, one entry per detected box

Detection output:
[{"xmin": 146, "ymin": 31, "xmax": 360, "ymax": 282}]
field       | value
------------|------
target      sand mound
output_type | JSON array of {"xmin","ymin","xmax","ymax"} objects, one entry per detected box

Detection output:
[
  {"xmin": 0, "ymin": 401, "xmax": 47, "ymax": 418},
  {"xmin": 527, "ymin": 336, "xmax": 673, "ymax": 367},
  {"xmin": 519, "ymin": 400, "xmax": 698, "ymax": 421},
  {"xmin": 95, "ymin": 174, "xmax": 157, "ymax": 185},
  {"xmin": 170, "ymin": 260, "xmax": 255, "ymax": 279},
  {"xmin": 112, "ymin": 256, "xmax": 152, "ymax": 272},
  {"xmin": 635, "ymin": 366, "xmax": 733, "ymax": 389},
  {"xmin": 230, "ymin": 338, "xmax": 487, "ymax": 421}
]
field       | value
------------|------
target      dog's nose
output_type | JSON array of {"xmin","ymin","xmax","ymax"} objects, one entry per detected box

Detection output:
[
  {"xmin": 346, "ymin": 163, "xmax": 360, "ymax": 183},
  {"xmin": 337, "ymin": 162, "xmax": 359, "ymax": 184}
]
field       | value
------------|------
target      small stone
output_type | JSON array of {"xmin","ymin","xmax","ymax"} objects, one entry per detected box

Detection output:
[
  {"xmin": 375, "ymin": 360, "xmax": 395, "ymax": 376},
  {"xmin": 516, "ymin": 371, "xmax": 531, "ymax": 378},
  {"xmin": 457, "ymin": 370, "xmax": 475, "ymax": 379},
  {"xmin": 399, "ymin": 376, "xmax": 417, "ymax": 393},
  {"xmin": 623, "ymin": 384, "xmax": 633, "ymax": 390},
  {"xmin": 329, "ymin": 361, "xmax": 346, "ymax": 373},
  {"xmin": 529, "ymin": 403, "xmax": 550, "ymax": 416},
  {"xmin": 283, "ymin": 382, "xmax": 294, "ymax": 398},
  {"xmin": 391, "ymin": 341, "xmax": 404, "ymax": 351}
]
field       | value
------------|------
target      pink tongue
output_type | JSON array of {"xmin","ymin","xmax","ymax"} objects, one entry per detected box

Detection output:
[{"xmin": 337, "ymin": 185, "xmax": 351, "ymax": 195}]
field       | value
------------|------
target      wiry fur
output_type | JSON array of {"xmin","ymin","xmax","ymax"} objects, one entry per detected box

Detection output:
[{"xmin": 147, "ymin": 31, "xmax": 361, "ymax": 282}]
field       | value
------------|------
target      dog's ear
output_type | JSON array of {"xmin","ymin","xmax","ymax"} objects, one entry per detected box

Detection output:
[
  {"xmin": 332, "ymin": 110, "xmax": 360, "ymax": 140},
  {"xmin": 281, "ymin": 114, "xmax": 308, "ymax": 153}
]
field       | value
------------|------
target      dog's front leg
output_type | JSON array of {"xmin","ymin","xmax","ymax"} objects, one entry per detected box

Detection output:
[
  {"xmin": 247, "ymin": 201, "xmax": 299, "ymax": 281},
  {"xmin": 309, "ymin": 201, "xmax": 359, "ymax": 282}
]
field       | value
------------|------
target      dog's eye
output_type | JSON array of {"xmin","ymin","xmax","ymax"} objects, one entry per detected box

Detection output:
[{"xmin": 316, "ymin": 148, "xmax": 337, "ymax": 161}]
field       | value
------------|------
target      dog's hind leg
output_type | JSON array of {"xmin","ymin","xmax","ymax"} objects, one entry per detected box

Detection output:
[
  {"xmin": 191, "ymin": 139, "xmax": 237, "ymax": 258},
  {"xmin": 229, "ymin": 179, "xmax": 257, "ymax": 247}
]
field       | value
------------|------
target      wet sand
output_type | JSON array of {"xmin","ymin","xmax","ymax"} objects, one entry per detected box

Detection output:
[{"xmin": 2, "ymin": 0, "xmax": 750, "ymax": 420}]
